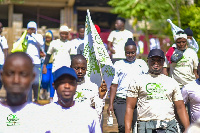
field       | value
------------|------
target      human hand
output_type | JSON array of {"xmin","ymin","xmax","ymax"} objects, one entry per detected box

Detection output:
[
  {"xmin": 107, "ymin": 104, "xmax": 114, "ymax": 115},
  {"xmin": 99, "ymin": 80, "xmax": 107, "ymax": 99},
  {"xmin": 110, "ymin": 48, "xmax": 115, "ymax": 54},
  {"xmin": 42, "ymin": 65, "xmax": 47, "ymax": 74}
]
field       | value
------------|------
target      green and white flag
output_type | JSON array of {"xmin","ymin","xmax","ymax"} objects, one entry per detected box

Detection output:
[
  {"xmin": 167, "ymin": 19, "xmax": 199, "ymax": 52},
  {"xmin": 83, "ymin": 10, "xmax": 115, "ymax": 89}
]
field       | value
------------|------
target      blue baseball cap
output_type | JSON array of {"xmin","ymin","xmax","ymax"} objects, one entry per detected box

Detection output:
[{"xmin": 53, "ymin": 66, "xmax": 78, "ymax": 82}]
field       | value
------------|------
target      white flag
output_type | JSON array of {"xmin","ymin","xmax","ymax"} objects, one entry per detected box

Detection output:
[
  {"xmin": 167, "ymin": 19, "xmax": 199, "ymax": 52},
  {"xmin": 83, "ymin": 10, "xmax": 115, "ymax": 89}
]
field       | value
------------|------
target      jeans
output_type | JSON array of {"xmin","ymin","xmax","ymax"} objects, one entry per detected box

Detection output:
[{"xmin": 137, "ymin": 119, "xmax": 178, "ymax": 133}]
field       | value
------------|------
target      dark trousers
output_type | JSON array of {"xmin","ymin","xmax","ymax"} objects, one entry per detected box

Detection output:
[{"xmin": 113, "ymin": 96, "xmax": 137, "ymax": 133}]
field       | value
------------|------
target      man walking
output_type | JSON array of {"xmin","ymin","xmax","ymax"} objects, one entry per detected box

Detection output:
[{"xmin": 125, "ymin": 49, "xmax": 190, "ymax": 133}]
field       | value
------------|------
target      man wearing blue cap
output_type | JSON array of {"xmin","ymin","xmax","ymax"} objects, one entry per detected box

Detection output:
[
  {"xmin": 26, "ymin": 21, "xmax": 44, "ymax": 103},
  {"xmin": 125, "ymin": 49, "xmax": 190, "ymax": 133},
  {"xmin": 43, "ymin": 66, "xmax": 102, "ymax": 133}
]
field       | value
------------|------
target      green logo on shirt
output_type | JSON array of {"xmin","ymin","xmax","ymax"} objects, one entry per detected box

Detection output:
[
  {"xmin": 146, "ymin": 83, "xmax": 167, "ymax": 100},
  {"xmin": 6, "ymin": 114, "xmax": 20, "ymax": 126}
]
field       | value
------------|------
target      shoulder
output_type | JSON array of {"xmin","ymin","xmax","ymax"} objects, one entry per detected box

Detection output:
[
  {"xmin": 50, "ymin": 39, "xmax": 58, "ymax": 45},
  {"xmin": 135, "ymin": 59, "xmax": 147, "ymax": 65},
  {"xmin": 114, "ymin": 59, "xmax": 125, "ymax": 65},
  {"xmin": 75, "ymin": 102, "xmax": 98, "ymax": 116},
  {"xmin": 186, "ymin": 48, "xmax": 197, "ymax": 54},
  {"xmin": 85, "ymin": 77, "xmax": 98, "ymax": 88},
  {"xmin": 124, "ymin": 29, "xmax": 132, "ymax": 34},
  {"xmin": 183, "ymin": 80, "xmax": 198, "ymax": 90},
  {"xmin": 1, "ymin": 36, "xmax": 7, "ymax": 40}
]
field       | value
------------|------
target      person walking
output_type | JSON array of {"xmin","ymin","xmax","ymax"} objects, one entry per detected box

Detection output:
[
  {"xmin": 125, "ymin": 49, "xmax": 190, "ymax": 133},
  {"xmin": 107, "ymin": 38, "xmax": 148, "ymax": 133}
]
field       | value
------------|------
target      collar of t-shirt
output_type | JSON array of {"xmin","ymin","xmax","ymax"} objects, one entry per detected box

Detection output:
[
  {"xmin": 77, "ymin": 77, "xmax": 86, "ymax": 85},
  {"xmin": 123, "ymin": 59, "xmax": 136, "ymax": 64},
  {"xmin": 7, "ymin": 102, "xmax": 28, "ymax": 113},
  {"xmin": 148, "ymin": 72, "xmax": 160, "ymax": 78},
  {"xmin": 54, "ymin": 101, "xmax": 76, "ymax": 110},
  {"xmin": 78, "ymin": 38, "xmax": 84, "ymax": 40}
]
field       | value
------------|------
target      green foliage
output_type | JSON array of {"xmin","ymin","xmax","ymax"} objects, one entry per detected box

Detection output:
[
  {"xmin": 179, "ymin": 5, "xmax": 200, "ymax": 58},
  {"xmin": 107, "ymin": 0, "xmax": 179, "ymax": 38}
]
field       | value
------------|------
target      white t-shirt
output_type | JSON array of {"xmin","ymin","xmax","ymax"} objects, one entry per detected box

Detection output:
[
  {"xmin": 0, "ymin": 103, "xmax": 45, "ymax": 133},
  {"xmin": 75, "ymin": 77, "xmax": 104, "ymax": 118},
  {"xmin": 70, "ymin": 38, "xmax": 84, "ymax": 55},
  {"xmin": 182, "ymin": 79, "xmax": 200, "ymax": 123},
  {"xmin": 165, "ymin": 48, "xmax": 198, "ymax": 88},
  {"xmin": 26, "ymin": 34, "xmax": 44, "ymax": 65},
  {"xmin": 0, "ymin": 35, "xmax": 8, "ymax": 65},
  {"xmin": 127, "ymin": 73, "xmax": 183, "ymax": 121},
  {"xmin": 107, "ymin": 29, "xmax": 133, "ymax": 59},
  {"xmin": 112, "ymin": 59, "xmax": 148, "ymax": 99},
  {"xmin": 47, "ymin": 39, "xmax": 71, "ymax": 72},
  {"xmin": 43, "ymin": 102, "xmax": 102, "ymax": 133}
]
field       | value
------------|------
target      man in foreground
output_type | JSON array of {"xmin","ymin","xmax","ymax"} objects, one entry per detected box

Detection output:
[
  {"xmin": 125, "ymin": 49, "xmax": 190, "ymax": 133},
  {"xmin": 43, "ymin": 66, "xmax": 102, "ymax": 133},
  {"xmin": 0, "ymin": 52, "xmax": 44, "ymax": 133}
]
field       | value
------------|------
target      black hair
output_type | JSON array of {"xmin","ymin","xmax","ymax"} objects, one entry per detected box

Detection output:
[
  {"xmin": 71, "ymin": 54, "xmax": 87, "ymax": 67},
  {"xmin": 116, "ymin": 17, "xmax": 126, "ymax": 24},
  {"xmin": 184, "ymin": 27, "xmax": 193, "ymax": 36},
  {"xmin": 176, "ymin": 30, "xmax": 185, "ymax": 35},
  {"xmin": 77, "ymin": 25, "xmax": 85, "ymax": 31},
  {"xmin": 125, "ymin": 38, "xmax": 136, "ymax": 47}
]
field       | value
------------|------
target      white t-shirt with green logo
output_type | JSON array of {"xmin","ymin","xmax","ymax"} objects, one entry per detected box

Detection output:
[
  {"xmin": 107, "ymin": 29, "xmax": 133, "ymax": 59},
  {"xmin": 165, "ymin": 48, "xmax": 198, "ymax": 88},
  {"xmin": 127, "ymin": 73, "xmax": 183, "ymax": 121},
  {"xmin": 74, "ymin": 77, "xmax": 104, "ymax": 119},
  {"xmin": 0, "ymin": 103, "xmax": 45, "ymax": 133},
  {"xmin": 47, "ymin": 39, "xmax": 71, "ymax": 72},
  {"xmin": 43, "ymin": 102, "xmax": 102, "ymax": 133}
]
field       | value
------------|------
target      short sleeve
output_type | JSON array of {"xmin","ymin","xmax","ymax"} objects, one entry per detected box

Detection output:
[
  {"xmin": 181, "ymin": 85, "xmax": 189, "ymax": 104},
  {"xmin": 163, "ymin": 56, "xmax": 169, "ymax": 68},
  {"xmin": 126, "ymin": 80, "xmax": 139, "ymax": 98},
  {"xmin": 1, "ymin": 37, "xmax": 8, "ymax": 49},
  {"xmin": 47, "ymin": 40, "xmax": 55, "ymax": 55},
  {"xmin": 107, "ymin": 31, "xmax": 114, "ymax": 42},
  {"xmin": 139, "ymin": 59, "xmax": 148, "ymax": 74},
  {"xmin": 192, "ymin": 51, "xmax": 198, "ymax": 69},
  {"xmin": 172, "ymin": 80, "xmax": 183, "ymax": 101},
  {"xmin": 111, "ymin": 61, "xmax": 120, "ymax": 84},
  {"xmin": 127, "ymin": 31, "xmax": 133, "ymax": 38}
]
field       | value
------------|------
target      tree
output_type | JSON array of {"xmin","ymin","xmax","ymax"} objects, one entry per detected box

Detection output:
[{"xmin": 107, "ymin": 0, "xmax": 184, "ymax": 50}]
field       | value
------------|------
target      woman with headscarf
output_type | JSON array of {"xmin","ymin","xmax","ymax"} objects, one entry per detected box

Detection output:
[{"xmin": 40, "ymin": 30, "xmax": 54, "ymax": 101}]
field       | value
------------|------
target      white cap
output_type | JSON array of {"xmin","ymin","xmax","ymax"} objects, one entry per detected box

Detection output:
[
  {"xmin": 59, "ymin": 25, "xmax": 71, "ymax": 32},
  {"xmin": 27, "ymin": 21, "xmax": 37, "ymax": 30},
  {"xmin": 174, "ymin": 33, "xmax": 187, "ymax": 41}
]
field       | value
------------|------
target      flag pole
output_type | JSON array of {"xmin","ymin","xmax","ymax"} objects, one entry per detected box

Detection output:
[{"xmin": 97, "ymin": 59, "xmax": 104, "ymax": 82}]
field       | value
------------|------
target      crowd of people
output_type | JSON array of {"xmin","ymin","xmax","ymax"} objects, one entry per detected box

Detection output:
[{"xmin": 0, "ymin": 16, "xmax": 200, "ymax": 133}]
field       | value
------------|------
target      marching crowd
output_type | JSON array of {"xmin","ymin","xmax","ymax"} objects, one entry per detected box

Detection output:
[{"xmin": 0, "ymin": 16, "xmax": 200, "ymax": 133}]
